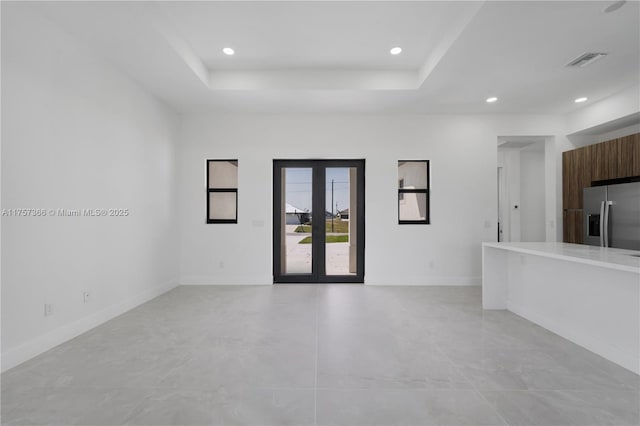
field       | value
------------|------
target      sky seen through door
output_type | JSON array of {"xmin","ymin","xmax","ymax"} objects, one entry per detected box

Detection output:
[{"xmin": 285, "ymin": 168, "xmax": 349, "ymax": 213}]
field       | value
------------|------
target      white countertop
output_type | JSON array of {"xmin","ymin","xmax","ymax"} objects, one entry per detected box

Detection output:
[{"xmin": 482, "ymin": 242, "xmax": 640, "ymax": 274}]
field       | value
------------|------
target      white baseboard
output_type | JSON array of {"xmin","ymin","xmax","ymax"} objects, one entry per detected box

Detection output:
[
  {"xmin": 180, "ymin": 275, "xmax": 272, "ymax": 285},
  {"xmin": 365, "ymin": 277, "xmax": 481, "ymax": 286},
  {"xmin": 1, "ymin": 280, "xmax": 178, "ymax": 373},
  {"xmin": 180, "ymin": 275, "xmax": 481, "ymax": 286}
]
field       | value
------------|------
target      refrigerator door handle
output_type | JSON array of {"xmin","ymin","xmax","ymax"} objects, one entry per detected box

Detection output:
[
  {"xmin": 599, "ymin": 201, "xmax": 605, "ymax": 246},
  {"xmin": 603, "ymin": 200, "xmax": 613, "ymax": 247}
]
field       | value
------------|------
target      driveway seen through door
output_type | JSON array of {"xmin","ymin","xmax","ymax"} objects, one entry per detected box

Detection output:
[{"xmin": 273, "ymin": 160, "xmax": 365, "ymax": 283}]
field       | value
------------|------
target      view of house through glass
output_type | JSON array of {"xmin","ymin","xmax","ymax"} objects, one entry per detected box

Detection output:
[
  {"xmin": 282, "ymin": 167, "xmax": 313, "ymax": 274},
  {"xmin": 274, "ymin": 160, "xmax": 364, "ymax": 283},
  {"xmin": 280, "ymin": 167, "xmax": 357, "ymax": 276},
  {"xmin": 325, "ymin": 167, "xmax": 356, "ymax": 276},
  {"xmin": 207, "ymin": 160, "xmax": 238, "ymax": 223},
  {"xmin": 398, "ymin": 160, "xmax": 429, "ymax": 223}
]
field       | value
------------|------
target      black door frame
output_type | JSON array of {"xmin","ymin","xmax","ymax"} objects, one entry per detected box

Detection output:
[{"xmin": 273, "ymin": 159, "xmax": 365, "ymax": 283}]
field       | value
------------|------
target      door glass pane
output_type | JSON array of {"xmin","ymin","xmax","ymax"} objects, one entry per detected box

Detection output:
[
  {"xmin": 282, "ymin": 168, "xmax": 312, "ymax": 274},
  {"xmin": 325, "ymin": 167, "xmax": 357, "ymax": 276}
]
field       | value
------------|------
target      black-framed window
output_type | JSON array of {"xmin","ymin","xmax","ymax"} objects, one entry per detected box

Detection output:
[
  {"xmin": 207, "ymin": 159, "xmax": 238, "ymax": 223},
  {"xmin": 398, "ymin": 160, "xmax": 430, "ymax": 224}
]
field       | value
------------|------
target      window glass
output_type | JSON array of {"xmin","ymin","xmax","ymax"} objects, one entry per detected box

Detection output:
[
  {"xmin": 399, "ymin": 192, "xmax": 427, "ymax": 221},
  {"xmin": 207, "ymin": 159, "xmax": 238, "ymax": 223},
  {"xmin": 398, "ymin": 160, "xmax": 429, "ymax": 224},
  {"xmin": 208, "ymin": 160, "xmax": 238, "ymax": 188},
  {"xmin": 398, "ymin": 161, "xmax": 427, "ymax": 189},
  {"xmin": 209, "ymin": 192, "xmax": 237, "ymax": 221}
]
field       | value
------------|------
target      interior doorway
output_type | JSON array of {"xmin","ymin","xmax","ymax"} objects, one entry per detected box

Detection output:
[
  {"xmin": 497, "ymin": 136, "xmax": 549, "ymax": 242},
  {"xmin": 273, "ymin": 159, "xmax": 365, "ymax": 283}
]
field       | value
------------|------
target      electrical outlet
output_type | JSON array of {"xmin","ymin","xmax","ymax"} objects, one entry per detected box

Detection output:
[
  {"xmin": 44, "ymin": 303, "xmax": 53, "ymax": 316},
  {"xmin": 83, "ymin": 292, "xmax": 90, "ymax": 304}
]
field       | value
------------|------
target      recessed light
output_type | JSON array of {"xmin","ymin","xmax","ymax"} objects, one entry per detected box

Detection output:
[
  {"xmin": 390, "ymin": 47, "xmax": 402, "ymax": 55},
  {"xmin": 222, "ymin": 47, "xmax": 235, "ymax": 56},
  {"xmin": 486, "ymin": 97, "xmax": 498, "ymax": 103},
  {"xmin": 575, "ymin": 97, "xmax": 588, "ymax": 103}
]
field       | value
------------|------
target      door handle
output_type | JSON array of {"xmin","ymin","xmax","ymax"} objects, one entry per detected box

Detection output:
[
  {"xmin": 599, "ymin": 201, "xmax": 605, "ymax": 247},
  {"xmin": 603, "ymin": 201, "xmax": 613, "ymax": 248}
]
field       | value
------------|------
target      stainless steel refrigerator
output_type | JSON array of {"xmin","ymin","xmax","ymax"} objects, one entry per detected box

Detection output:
[{"xmin": 583, "ymin": 182, "xmax": 640, "ymax": 250}]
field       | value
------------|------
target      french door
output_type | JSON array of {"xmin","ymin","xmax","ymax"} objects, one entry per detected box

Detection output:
[{"xmin": 273, "ymin": 160, "xmax": 365, "ymax": 283}]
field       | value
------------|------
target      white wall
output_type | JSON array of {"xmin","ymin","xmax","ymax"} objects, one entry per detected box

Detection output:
[
  {"xmin": 566, "ymin": 122, "xmax": 640, "ymax": 149},
  {"xmin": 1, "ymin": 4, "xmax": 179, "ymax": 371},
  {"xmin": 565, "ymin": 85, "xmax": 640, "ymax": 136},
  {"xmin": 178, "ymin": 113, "xmax": 566, "ymax": 286},
  {"xmin": 594, "ymin": 123, "xmax": 640, "ymax": 143}
]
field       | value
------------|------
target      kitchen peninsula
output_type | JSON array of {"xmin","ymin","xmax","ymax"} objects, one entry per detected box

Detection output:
[{"xmin": 482, "ymin": 242, "xmax": 640, "ymax": 374}]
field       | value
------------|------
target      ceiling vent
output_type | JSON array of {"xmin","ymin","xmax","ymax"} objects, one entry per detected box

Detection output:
[
  {"xmin": 566, "ymin": 52, "xmax": 608, "ymax": 68},
  {"xmin": 603, "ymin": 1, "xmax": 626, "ymax": 13}
]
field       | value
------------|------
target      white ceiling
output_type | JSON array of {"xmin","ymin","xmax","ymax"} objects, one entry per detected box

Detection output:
[
  {"xmin": 23, "ymin": 1, "xmax": 640, "ymax": 114},
  {"xmin": 157, "ymin": 1, "xmax": 479, "ymax": 71}
]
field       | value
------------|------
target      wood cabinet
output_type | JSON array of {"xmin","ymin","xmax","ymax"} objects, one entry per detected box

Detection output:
[
  {"xmin": 586, "ymin": 134, "xmax": 640, "ymax": 182},
  {"xmin": 563, "ymin": 210, "xmax": 583, "ymax": 244},
  {"xmin": 562, "ymin": 133, "xmax": 639, "ymax": 243},
  {"xmin": 620, "ymin": 133, "xmax": 640, "ymax": 177},
  {"xmin": 588, "ymin": 140, "xmax": 618, "ymax": 181},
  {"xmin": 617, "ymin": 136, "xmax": 633, "ymax": 178},
  {"xmin": 562, "ymin": 146, "xmax": 591, "ymax": 210}
]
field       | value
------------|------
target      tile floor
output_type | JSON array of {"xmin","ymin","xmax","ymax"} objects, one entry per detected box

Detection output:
[{"xmin": 1, "ymin": 285, "xmax": 639, "ymax": 426}]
